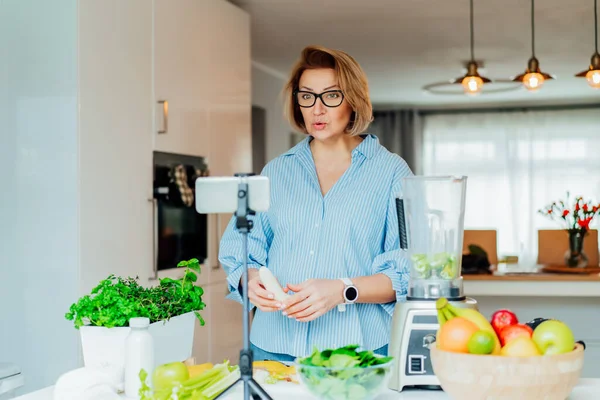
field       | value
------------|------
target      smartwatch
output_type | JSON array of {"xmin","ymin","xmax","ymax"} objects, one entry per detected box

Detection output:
[{"xmin": 337, "ymin": 278, "xmax": 358, "ymax": 312}]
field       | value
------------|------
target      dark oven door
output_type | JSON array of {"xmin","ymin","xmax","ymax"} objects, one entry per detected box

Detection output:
[{"xmin": 153, "ymin": 152, "xmax": 209, "ymax": 272}]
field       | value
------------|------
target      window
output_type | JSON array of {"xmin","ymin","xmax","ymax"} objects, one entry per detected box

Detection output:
[{"xmin": 422, "ymin": 108, "xmax": 600, "ymax": 265}]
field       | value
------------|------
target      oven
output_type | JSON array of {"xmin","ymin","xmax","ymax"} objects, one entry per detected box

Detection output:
[{"xmin": 152, "ymin": 151, "xmax": 209, "ymax": 274}]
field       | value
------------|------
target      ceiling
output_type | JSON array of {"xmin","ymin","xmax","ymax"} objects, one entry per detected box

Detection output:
[{"xmin": 230, "ymin": 0, "xmax": 600, "ymax": 109}]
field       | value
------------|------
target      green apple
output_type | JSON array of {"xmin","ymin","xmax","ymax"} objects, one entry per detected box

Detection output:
[
  {"xmin": 532, "ymin": 320, "xmax": 575, "ymax": 355},
  {"xmin": 152, "ymin": 361, "xmax": 190, "ymax": 391}
]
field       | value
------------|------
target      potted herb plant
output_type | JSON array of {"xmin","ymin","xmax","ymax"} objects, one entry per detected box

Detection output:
[
  {"xmin": 538, "ymin": 193, "xmax": 600, "ymax": 267},
  {"xmin": 65, "ymin": 258, "xmax": 206, "ymax": 372}
]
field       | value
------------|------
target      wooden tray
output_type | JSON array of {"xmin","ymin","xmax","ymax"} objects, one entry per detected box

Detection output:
[{"xmin": 541, "ymin": 265, "xmax": 600, "ymax": 274}]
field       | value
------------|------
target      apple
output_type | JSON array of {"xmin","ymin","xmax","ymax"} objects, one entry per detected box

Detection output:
[
  {"xmin": 153, "ymin": 361, "xmax": 190, "ymax": 391},
  {"xmin": 499, "ymin": 323, "xmax": 533, "ymax": 346},
  {"xmin": 500, "ymin": 337, "xmax": 541, "ymax": 357},
  {"xmin": 491, "ymin": 309, "xmax": 519, "ymax": 336},
  {"xmin": 532, "ymin": 320, "xmax": 576, "ymax": 355}
]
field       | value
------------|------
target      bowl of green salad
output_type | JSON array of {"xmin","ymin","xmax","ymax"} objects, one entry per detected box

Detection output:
[{"xmin": 294, "ymin": 345, "xmax": 394, "ymax": 400}]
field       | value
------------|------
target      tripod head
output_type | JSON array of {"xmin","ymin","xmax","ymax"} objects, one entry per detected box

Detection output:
[{"xmin": 234, "ymin": 173, "xmax": 256, "ymax": 233}]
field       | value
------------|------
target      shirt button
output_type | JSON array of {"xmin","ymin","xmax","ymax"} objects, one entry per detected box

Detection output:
[
  {"xmin": 309, "ymin": 250, "xmax": 314, "ymax": 256},
  {"xmin": 315, "ymin": 223, "xmax": 319, "ymax": 228}
]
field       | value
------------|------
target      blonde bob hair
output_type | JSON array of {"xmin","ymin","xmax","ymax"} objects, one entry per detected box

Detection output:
[{"xmin": 283, "ymin": 45, "xmax": 373, "ymax": 136}]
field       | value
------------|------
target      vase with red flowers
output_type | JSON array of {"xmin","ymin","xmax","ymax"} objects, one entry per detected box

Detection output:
[{"xmin": 538, "ymin": 192, "xmax": 600, "ymax": 268}]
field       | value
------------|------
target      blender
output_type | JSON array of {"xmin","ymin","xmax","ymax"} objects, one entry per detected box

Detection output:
[{"xmin": 387, "ymin": 175, "xmax": 478, "ymax": 392}]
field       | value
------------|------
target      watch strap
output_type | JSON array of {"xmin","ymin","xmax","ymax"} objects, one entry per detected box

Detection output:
[{"xmin": 337, "ymin": 278, "xmax": 355, "ymax": 312}]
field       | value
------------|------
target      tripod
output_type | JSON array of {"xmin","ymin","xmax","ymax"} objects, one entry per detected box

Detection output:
[{"xmin": 214, "ymin": 173, "xmax": 273, "ymax": 400}]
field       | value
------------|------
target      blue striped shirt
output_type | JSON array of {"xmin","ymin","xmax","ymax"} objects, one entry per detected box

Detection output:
[{"xmin": 218, "ymin": 134, "xmax": 413, "ymax": 357}]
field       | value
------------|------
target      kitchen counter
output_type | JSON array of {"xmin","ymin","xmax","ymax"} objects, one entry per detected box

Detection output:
[
  {"xmin": 14, "ymin": 378, "xmax": 600, "ymax": 400},
  {"xmin": 462, "ymin": 267, "xmax": 600, "ymax": 297}
]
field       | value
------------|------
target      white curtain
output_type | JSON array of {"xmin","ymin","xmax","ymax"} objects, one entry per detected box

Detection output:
[{"xmin": 422, "ymin": 108, "xmax": 600, "ymax": 266}]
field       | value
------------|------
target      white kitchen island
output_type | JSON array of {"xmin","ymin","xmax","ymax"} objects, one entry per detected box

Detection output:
[{"xmin": 13, "ymin": 378, "xmax": 600, "ymax": 400}]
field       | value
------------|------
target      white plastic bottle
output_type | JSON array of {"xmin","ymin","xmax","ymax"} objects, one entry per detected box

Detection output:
[{"xmin": 124, "ymin": 317, "xmax": 154, "ymax": 398}]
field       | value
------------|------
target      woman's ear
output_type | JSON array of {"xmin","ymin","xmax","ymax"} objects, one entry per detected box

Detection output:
[{"xmin": 346, "ymin": 111, "xmax": 357, "ymax": 132}]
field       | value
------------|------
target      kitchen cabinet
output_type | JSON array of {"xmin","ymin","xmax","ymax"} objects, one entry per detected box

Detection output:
[
  {"xmin": 208, "ymin": 280, "xmax": 245, "ymax": 364},
  {"xmin": 153, "ymin": 0, "xmax": 210, "ymax": 158},
  {"xmin": 152, "ymin": 0, "xmax": 251, "ymax": 163},
  {"xmin": 192, "ymin": 280, "xmax": 245, "ymax": 364},
  {"xmin": 152, "ymin": 0, "xmax": 252, "ymax": 288}
]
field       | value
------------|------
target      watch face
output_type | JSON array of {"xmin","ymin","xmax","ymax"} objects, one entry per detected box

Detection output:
[{"xmin": 345, "ymin": 286, "xmax": 358, "ymax": 302}]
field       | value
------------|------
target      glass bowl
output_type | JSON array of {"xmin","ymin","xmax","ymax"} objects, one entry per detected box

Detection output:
[{"xmin": 294, "ymin": 357, "xmax": 394, "ymax": 400}]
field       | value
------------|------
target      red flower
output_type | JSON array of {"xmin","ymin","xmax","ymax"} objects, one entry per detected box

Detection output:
[
  {"xmin": 562, "ymin": 210, "xmax": 570, "ymax": 217},
  {"xmin": 583, "ymin": 204, "xmax": 589, "ymax": 212},
  {"xmin": 578, "ymin": 217, "xmax": 592, "ymax": 230},
  {"xmin": 575, "ymin": 203, "xmax": 580, "ymax": 211},
  {"xmin": 594, "ymin": 205, "xmax": 599, "ymax": 213}
]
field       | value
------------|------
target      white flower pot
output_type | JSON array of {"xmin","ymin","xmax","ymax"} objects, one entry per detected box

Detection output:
[{"xmin": 79, "ymin": 312, "xmax": 196, "ymax": 373}]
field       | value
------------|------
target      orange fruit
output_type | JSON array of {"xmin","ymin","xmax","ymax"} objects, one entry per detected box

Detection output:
[{"xmin": 437, "ymin": 317, "xmax": 480, "ymax": 353}]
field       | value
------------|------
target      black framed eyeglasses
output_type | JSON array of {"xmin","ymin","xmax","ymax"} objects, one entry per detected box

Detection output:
[{"xmin": 294, "ymin": 90, "xmax": 345, "ymax": 108}]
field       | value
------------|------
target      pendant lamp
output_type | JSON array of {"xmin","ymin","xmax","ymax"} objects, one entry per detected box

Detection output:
[
  {"xmin": 512, "ymin": 0, "xmax": 554, "ymax": 91},
  {"xmin": 575, "ymin": 0, "xmax": 600, "ymax": 88},
  {"xmin": 450, "ymin": 0, "xmax": 491, "ymax": 95}
]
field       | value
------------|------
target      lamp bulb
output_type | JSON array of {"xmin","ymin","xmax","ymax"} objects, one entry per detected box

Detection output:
[
  {"xmin": 523, "ymin": 72, "xmax": 545, "ymax": 91},
  {"xmin": 586, "ymin": 70, "xmax": 600, "ymax": 88},
  {"xmin": 462, "ymin": 76, "xmax": 483, "ymax": 94}
]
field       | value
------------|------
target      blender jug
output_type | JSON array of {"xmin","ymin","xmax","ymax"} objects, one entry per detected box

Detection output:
[{"xmin": 399, "ymin": 175, "xmax": 467, "ymax": 300}]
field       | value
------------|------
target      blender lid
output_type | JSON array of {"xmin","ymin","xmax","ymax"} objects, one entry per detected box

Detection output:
[{"xmin": 0, "ymin": 363, "xmax": 20, "ymax": 380}]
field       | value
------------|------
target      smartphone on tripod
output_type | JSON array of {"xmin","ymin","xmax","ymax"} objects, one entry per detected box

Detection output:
[{"xmin": 195, "ymin": 175, "xmax": 270, "ymax": 214}]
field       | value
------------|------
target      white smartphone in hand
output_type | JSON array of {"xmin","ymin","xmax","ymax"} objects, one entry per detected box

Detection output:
[{"xmin": 195, "ymin": 175, "xmax": 270, "ymax": 214}]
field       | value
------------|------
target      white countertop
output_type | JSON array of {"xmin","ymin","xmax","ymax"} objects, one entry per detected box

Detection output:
[
  {"xmin": 463, "ymin": 279, "xmax": 600, "ymax": 297},
  {"xmin": 14, "ymin": 378, "xmax": 600, "ymax": 400}
]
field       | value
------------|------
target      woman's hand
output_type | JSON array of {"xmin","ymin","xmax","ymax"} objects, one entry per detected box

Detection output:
[
  {"xmin": 246, "ymin": 269, "xmax": 289, "ymax": 312},
  {"xmin": 281, "ymin": 279, "xmax": 345, "ymax": 322}
]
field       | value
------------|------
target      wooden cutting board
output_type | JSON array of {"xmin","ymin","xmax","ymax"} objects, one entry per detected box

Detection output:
[{"xmin": 540, "ymin": 265, "xmax": 600, "ymax": 274}]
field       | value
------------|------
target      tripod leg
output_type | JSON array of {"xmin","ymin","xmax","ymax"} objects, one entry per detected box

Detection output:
[{"xmin": 247, "ymin": 378, "xmax": 273, "ymax": 400}]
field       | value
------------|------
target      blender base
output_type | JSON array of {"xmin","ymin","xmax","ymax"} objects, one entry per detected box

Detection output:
[{"xmin": 387, "ymin": 297, "xmax": 478, "ymax": 392}]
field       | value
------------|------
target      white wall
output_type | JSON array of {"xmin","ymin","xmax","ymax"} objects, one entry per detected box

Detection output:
[
  {"xmin": 251, "ymin": 62, "xmax": 293, "ymax": 163},
  {"xmin": 0, "ymin": 0, "xmax": 80, "ymax": 394}
]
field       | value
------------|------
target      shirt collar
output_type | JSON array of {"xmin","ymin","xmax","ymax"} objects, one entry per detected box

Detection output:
[{"xmin": 283, "ymin": 133, "xmax": 380, "ymax": 160}]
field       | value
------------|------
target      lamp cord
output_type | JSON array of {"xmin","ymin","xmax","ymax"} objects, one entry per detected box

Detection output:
[
  {"xmin": 470, "ymin": 0, "xmax": 475, "ymax": 61},
  {"xmin": 595, "ymin": 0, "xmax": 598, "ymax": 53},
  {"xmin": 531, "ymin": 0, "xmax": 536, "ymax": 57}
]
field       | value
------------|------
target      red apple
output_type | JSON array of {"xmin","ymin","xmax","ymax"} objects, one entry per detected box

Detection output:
[
  {"xmin": 491, "ymin": 309, "xmax": 519, "ymax": 336},
  {"xmin": 499, "ymin": 323, "xmax": 533, "ymax": 347}
]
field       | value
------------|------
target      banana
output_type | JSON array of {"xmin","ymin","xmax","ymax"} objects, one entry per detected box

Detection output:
[
  {"xmin": 442, "ymin": 307, "xmax": 456, "ymax": 324},
  {"xmin": 437, "ymin": 308, "xmax": 448, "ymax": 326},
  {"xmin": 436, "ymin": 298, "xmax": 502, "ymax": 354}
]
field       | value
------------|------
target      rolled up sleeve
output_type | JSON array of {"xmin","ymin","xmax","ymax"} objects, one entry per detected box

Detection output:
[
  {"xmin": 218, "ymin": 210, "xmax": 273, "ymax": 305},
  {"xmin": 372, "ymin": 250, "xmax": 411, "ymax": 316},
  {"xmin": 371, "ymin": 160, "xmax": 413, "ymax": 316}
]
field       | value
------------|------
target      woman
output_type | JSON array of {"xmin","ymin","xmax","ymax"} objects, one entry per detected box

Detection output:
[{"xmin": 218, "ymin": 45, "xmax": 413, "ymax": 362}]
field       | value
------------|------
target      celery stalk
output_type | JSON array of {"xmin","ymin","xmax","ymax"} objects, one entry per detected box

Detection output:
[
  {"xmin": 182, "ymin": 362, "xmax": 231, "ymax": 392},
  {"xmin": 202, "ymin": 367, "xmax": 240, "ymax": 400}
]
